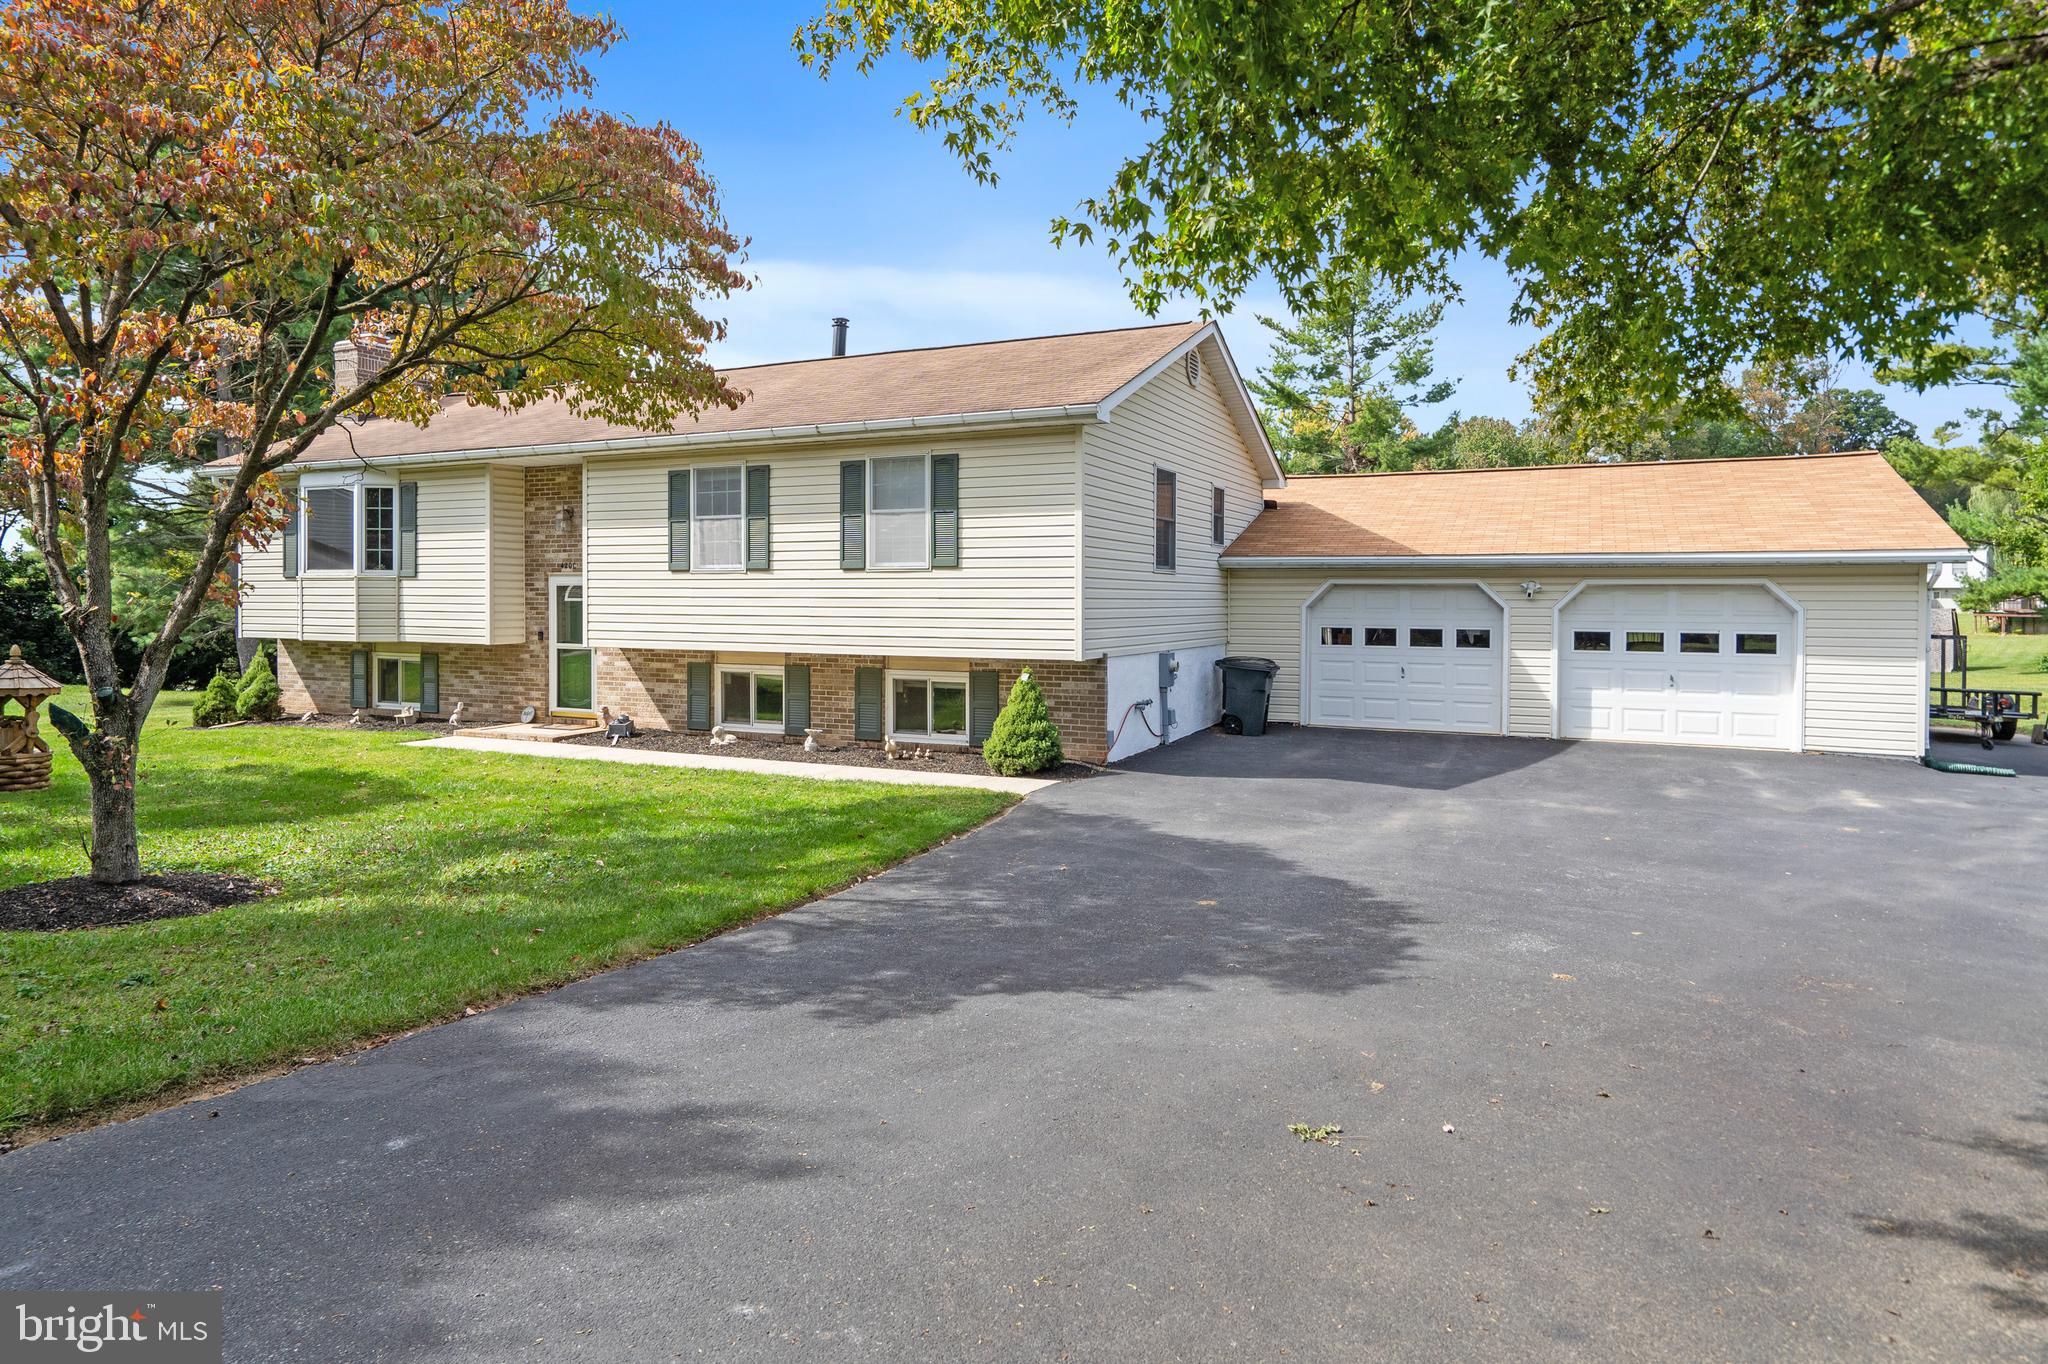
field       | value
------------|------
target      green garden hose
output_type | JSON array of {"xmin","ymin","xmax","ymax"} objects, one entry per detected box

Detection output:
[{"xmin": 1922, "ymin": 756, "xmax": 2017, "ymax": 777}]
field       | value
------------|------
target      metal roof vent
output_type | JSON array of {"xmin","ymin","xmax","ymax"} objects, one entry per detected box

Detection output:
[
  {"xmin": 830, "ymin": 317, "xmax": 849, "ymax": 357},
  {"xmin": 1184, "ymin": 349, "xmax": 1200, "ymax": 387}
]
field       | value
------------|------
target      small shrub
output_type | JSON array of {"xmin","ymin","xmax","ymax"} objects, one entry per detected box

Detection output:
[
  {"xmin": 192, "ymin": 668, "xmax": 241, "ymax": 728},
  {"xmin": 980, "ymin": 670, "xmax": 1064, "ymax": 775},
  {"xmin": 235, "ymin": 651, "xmax": 282, "ymax": 721}
]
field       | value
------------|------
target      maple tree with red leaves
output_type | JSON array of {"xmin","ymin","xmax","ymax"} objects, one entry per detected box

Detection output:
[{"xmin": 1, "ymin": 0, "xmax": 747, "ymax": 883}]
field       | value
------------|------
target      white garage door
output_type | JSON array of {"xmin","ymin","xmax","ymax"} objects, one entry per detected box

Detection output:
[
  {"xmin": 1560, "ymin": 585, "xmax": 1797, "ymax": 749},
  {"xmin": 1308, "ymin": 585, "xmax": 1503, "ymax": 733}
]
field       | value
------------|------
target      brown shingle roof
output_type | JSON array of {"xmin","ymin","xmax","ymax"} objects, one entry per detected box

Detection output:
[
  {"xmin": 1224, "ymin": 453, "xmax": 1965, "ymax": 560},
  {"xmin": 223, "ymin": 321, "xmax": 1207, "ymax": 468}
]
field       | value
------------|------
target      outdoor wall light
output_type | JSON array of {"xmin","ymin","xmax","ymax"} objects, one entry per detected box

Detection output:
[
  {"xmin": 555, "ymin": 505, "xmax": 577, "ymax": 535},
  {"xmin": 1520, "ymin": 580, "xmax": 1542, "ymax": 598}
]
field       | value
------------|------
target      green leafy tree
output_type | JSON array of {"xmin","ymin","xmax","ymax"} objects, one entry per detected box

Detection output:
[
  {"xmin": 235, "ymin": 651, "xmax": 282, "ymax": 722},
  {"xmin": 1251, "ymin": 271, "xmax": 1456, "ymax": 473},
  {"xmin": 1, "ymin": 0, "xmax": 746, "ymax": 883},
  {"xmin": 799, "ymin": 2, "xmax": 2048, "ymax": 440},
  {"xmin": 981, "ymin": 671, "xmax": 1065, "ymax": 776},
  {"xmin": 192, "ymin": 667, "xmax": 241, "ymax": 729}
]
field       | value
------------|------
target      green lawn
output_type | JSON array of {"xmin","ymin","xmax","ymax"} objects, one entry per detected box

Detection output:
[
  {"xmin": 1931, "ymin": 624, "xmax": 2048, "ymax": 727},
  {"xmin": 0, "ymin": 689, "xmax": 1010, "ymax": 1136}
]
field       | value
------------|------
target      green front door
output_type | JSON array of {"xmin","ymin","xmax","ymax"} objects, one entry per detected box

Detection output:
[{"xmin": 552, "ymin": 578, "xmax": 593, "ymax": 713}]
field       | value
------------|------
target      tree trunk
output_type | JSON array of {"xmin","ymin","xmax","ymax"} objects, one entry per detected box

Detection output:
[{"xmin": 75, "ymin": 722, "xmax": 144, "ymax": 885}]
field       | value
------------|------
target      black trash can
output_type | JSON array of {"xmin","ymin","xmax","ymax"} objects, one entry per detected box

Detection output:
[{"xmin": 1215, "ymin": 656, "xmax": 1279, "ymax": 736}]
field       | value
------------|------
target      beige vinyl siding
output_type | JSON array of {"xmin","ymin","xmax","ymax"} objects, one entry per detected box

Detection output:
[
  {"xmin": 582, "ymin": 427, "xmax": 1084, "ymax": 658},
  {"xmin": 235, "ymin": 505, "xmax": 299, "ymax": 639},
  {"xmin": 393, "ymin": 468, "xmax": 491, "ymax": 643},
  {"xmin": 297, "ymin": 575, "xmax": 359, "ymax": 641},
  {"xmin": 1081, "ymin": 337, "xmax": 1269, "ymax": 656},
  {"xmin": 1225, "ymin": 563, "xmax": 1930, "ymax": 757},
  {"xmin": 233, "ymin": 466, "xmax": 505, "ymax": 645},
  {"xmin": 486, "ymin": 466, "xmax": 526, "ymax": 645}
]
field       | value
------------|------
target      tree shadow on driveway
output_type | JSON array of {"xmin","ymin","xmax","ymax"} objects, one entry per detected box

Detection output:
[
  {"xmin": 556, "ymin": 803, "xmax": 1430, "ymax": 1028},
  {"xmin": 1858, "ymin": 1089, "xmax": 2048, "ymax": 1320}
]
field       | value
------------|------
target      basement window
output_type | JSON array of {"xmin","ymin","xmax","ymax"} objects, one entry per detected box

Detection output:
[
  {"xmin": 890, "ymin": 672, "xmax": 967, "ymax": 743},
  {"xmin": 719, "ymin": 668, "xmax": 783, "ymax": 730},
  {"xmin": 374, "ymin": 652, "xmax": 423, "ymax": 709}
]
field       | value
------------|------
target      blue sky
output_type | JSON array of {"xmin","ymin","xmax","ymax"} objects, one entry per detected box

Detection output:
[{"xmin": 596, "ymin": 3, "xmax": 1985, "ymax": 439}]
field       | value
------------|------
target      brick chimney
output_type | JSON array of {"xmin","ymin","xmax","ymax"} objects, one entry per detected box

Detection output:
[{"xmin": 333, "ymin": 336, "xmax": 392, "ymax": 394}]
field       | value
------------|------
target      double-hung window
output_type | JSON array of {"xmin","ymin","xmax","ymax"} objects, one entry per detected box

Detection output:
[
  {"xmin": 1211, "ymin": 486, "xmax": 1225, "ymax": 544},
  {"xmin": 890, "ymin": 672, "xmax": 967, "ymax": 742},
  {"xmin": 870, "ymin": 455, "xmax": 929, "ymax": 568},
  {"xmin": 363, "ymin": 487, "xmax": 396, "ymax": 572},
  {"xmin": 719, "ymin": 668, "xmax": 784, "ymax": 729},
  {"xmin": 1154, "ymin": 470, "xmax": 1177, "ymax": 569},
  {"xmin": 693, "ymin": 465, "xmax": 744, "ymax": 571},
  {"xmin": 304, "ymin": 485, "xmax": 356, "ymax": 572}
]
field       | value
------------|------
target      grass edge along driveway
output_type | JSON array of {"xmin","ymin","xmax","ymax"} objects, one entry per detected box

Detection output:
[{"xmin": 0, "ymin": 690, "xmax": 1013, "ymax": 1139}]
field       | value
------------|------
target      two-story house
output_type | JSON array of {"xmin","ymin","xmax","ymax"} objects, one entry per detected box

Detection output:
[
  {"xmin": 229, "ymin": 322, "xmax": 1279, "ymax": 764},
  {"xmin": 224, "ymin": 320, "xmax": 1967, "ymax": 766}
]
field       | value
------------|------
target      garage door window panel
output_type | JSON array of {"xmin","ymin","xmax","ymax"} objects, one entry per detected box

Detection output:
[
  {"xmin": 1320, "ymin": 626, "xmax": 1353, "ymax": 646},
  {"xmin": 1456, "ymin": 628, "xmax": 1491, "ymax": 649},
  {"xmin": 1737, "ymin": 633, "xmax": 1779, "ymax": 655},
  {"xmin": 1410, "ymin": 628, "xmax": 1443, "ymax": 648},
  {"xmin": 1573, "ymin": 631, "xmax": 1611, "ymax": 652},
  {"xmin": 1364, "ymin": 627, "xmax": 1396, "ymax": 647},
  {"xmin": 1626, "ymin": 631, "xmax": 1665, "ymax": 652},
  {"xmin": 1680, "ymin": 632, "xmax": 1721, "ymax": 653}
]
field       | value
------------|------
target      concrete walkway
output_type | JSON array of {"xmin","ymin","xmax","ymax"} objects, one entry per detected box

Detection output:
[{"xmin": 403, "ymin": 733, "xmax": 1059, "ymax": 795}]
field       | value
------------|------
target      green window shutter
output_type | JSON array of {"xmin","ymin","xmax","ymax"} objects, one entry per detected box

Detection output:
[
  {"xmin": 668, "ymin": 469, "xmax": 692, "ymax": 571},
  {"xmin": 930, "ymin": 453, "xmax": 960, "ymax": 568},
  {"xmin": 349, "ymin": 649, "xmax": 368, "ymax": 709},
  {"xmin": 398, "ymin": 482, "xmax": 419, "ymax": 578},
  {"xmin": 686, "ymin": 660, "xmax": 712, "ymax": 731},
  {"xmin": 420, "ymin": 652, "xmax": 439, "ymax": 714},
  {"xmin": 839, "ymin": 460, "xmax": 866, "ymax": 570},
  {"xmin": 853, "ymin": 666, "xmax": 883, "ymax": 740},
  {"xmin": 745, "ymin": 464, "xmax": 772, "ymax": 570},
  {"xmin": 783, "ymin": 663, "xmax": 811, "ymax": 736},
  {"xmin": 968, "ymin": 669, "xmax": 1000, "ymax": 744},
  {"xmin": 282, "ymin": 496, "xmax": 299, "ymax": 579}
]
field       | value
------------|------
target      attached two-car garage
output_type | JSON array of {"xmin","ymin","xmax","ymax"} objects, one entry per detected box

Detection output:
[
  {"xmin": 1300, "ymin": 580, "xmax": 1802, "ymax": 753},
  {"xmin": 1219, "ymin": 454, "xmax": 1967, "ymax": 762}
]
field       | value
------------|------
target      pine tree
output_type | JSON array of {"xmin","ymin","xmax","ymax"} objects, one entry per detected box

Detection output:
[
  {"xmin": 235, "ymin": 651, "xmax": 282, "ymax": 721},
  {"xmin": 192, "ymin": 667, "xmax": 241, "ymax": 728},
  {"xmin": 980, "ymin": 670, "xmax": 1064, "ymax": 775}
]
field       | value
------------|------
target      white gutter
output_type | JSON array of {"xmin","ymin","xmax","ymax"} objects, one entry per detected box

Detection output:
[
  {"xmin": 204, "ymin": 403, "xmax": 1101, "ymax": 477},
  {"xmin": 1220, "ymin": 549, "xmax": 1973, "ymax": 567}
]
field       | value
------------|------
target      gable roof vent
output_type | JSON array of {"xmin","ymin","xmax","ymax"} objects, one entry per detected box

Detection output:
[{"xmin": 1184, "ymin": 349, "xmax": 1200, "ymax": 387}]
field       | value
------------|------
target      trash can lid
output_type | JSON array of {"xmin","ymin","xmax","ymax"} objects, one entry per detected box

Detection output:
[{"xmin": 1216, "ymin": 656, "xmax": 1279, "ymax": 674}]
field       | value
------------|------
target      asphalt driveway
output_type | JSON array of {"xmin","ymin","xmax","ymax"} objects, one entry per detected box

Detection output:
[{"xmin": 5, "ymin": 727, "xmax": 2046, "ymax": 1361}]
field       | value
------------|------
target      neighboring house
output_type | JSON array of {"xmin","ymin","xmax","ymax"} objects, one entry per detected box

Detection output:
[
  {"xmin": 1930, "ymin": 543, "xmax": 1992, "ymax": 613},
  {"xmin": 222, "ymin": 322, "xmax": 1968, "ymax": 765}
]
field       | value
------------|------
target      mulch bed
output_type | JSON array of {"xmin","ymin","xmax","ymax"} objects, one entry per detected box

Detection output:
[
  {"xmin": 562, "ymin": 727, "xmax": 1099, "ymax": 780},
  {"xmin": 0, "ymin": 872, "xmax": 275, "ymax": 933},
  {"xmin": 252, "ymin": 714, "xmax": 455, "ymax": 733}
]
